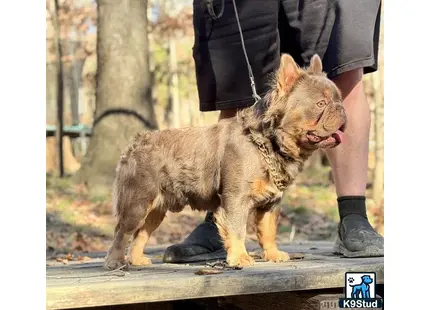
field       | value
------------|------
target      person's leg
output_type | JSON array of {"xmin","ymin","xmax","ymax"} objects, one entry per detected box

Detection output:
[
  {"xmin": 164, "ymin": 0, "xmax": 384, "ymax": 263},
  {"xmin": 327, "ymin": 69, "xmax": 370, "ymax": 197},
  {"xmin": 279, "ymin": 0, "xmax": 383, "ymax": 257},
  {"xmin": 219, "ymin": 109, "xmax": 239, "ymax": 120},
  {"xmin": 326, "ymin": 69, "xmax": 384, "ymax": 257}
]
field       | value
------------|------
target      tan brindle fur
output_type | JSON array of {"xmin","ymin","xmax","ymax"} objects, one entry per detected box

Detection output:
[{"xmin": 104, "ymin": 54, "xmax": 347, "ymax": 269}]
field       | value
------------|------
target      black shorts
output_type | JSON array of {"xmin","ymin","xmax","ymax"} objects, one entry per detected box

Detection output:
[{"xmin": 193, "ymin": 0, "xmax": 382, "ymax": 112}]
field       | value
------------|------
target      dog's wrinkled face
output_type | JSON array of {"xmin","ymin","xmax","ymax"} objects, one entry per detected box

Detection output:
[{"xmin": 267, "ymin": 54, "xmax": 347, "ymax": 150}]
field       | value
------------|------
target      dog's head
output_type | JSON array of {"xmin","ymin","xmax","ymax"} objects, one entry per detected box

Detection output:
[
  {"xmin": 361, "ymin": 275, "xmax": 373, "ymax": 284},
  {"xmin": 263, "ymin": 54, "xmax": 347, "ymax": 153}
]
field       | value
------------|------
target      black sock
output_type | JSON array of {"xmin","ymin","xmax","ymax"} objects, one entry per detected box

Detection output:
[{"xmin": 338, "ymin": 196, "xmax": 367, "ymax": 221}]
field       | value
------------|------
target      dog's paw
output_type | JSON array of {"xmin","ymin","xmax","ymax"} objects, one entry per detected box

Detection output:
[
  {"xmin": 227, "ymin": 253, "xmax": 255, "ymax": 267},
  {"xmin": 104, "ymin": 256, "xmax": 129, "ymax": 270},
  {"xmin": 263, "ymin": 249, "xmax": 290, "ymax": 263},
  {"xmin": 128, "ymin": 255, "xmax": 152, "ymax": 266}
]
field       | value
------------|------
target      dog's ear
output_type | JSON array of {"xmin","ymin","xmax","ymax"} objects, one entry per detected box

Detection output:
[
  {"xmin": 308, "ymin": 54, "xmax": 323, "ymax": 74},
  {"xmin": 277, "ymin": 54, "xmax": 301, "ymax": 95}
]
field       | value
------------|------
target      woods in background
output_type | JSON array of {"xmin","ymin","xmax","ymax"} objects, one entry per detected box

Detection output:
[
  {"xmin": 46, "ymin": 0, "xmax": 384, "ymax": 229},
  {"xmin": 75, "ymin": 0, "xmax": 157, "ymax": 196}
]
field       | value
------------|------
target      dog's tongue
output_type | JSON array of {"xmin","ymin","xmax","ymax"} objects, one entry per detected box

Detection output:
[{"xmin": 332, "ymin": 130, "xmax": 344, "ymax": 143}]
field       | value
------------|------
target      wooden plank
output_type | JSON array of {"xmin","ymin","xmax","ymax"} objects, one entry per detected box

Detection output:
[
  {"xmin": 46, "ymin": 242, "xmax": 384, "ymax": 310},
  {"xmin": 221, "ymin": 291, "xmax": 383, "ymax": 310}
]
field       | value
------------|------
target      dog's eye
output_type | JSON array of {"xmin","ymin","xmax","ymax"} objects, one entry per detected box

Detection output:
[{"xmin": 316, "ymin": 100, "xmax": 326, "ymax": 108}]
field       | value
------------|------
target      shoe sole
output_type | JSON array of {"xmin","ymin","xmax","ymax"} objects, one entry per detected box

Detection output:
[
  {"xmin": 163, "ymin": 248, "xmax": 227, "ymax": 263},
  {"xmin": 333, "ymin": 237, "xmax": 384, "ymax": 258}
]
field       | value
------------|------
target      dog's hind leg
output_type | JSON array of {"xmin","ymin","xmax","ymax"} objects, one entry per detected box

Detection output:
[
  {"xmin": 104, "ymin": 222, "xmax": 132, "ymax": 270},
  {"xmin": 105, "ymin": 155, "xmax": 141, "ymax": 270},
  {"xmin": 255, "ymin": 205, "xmax": 290, "ymax": 262},
  {"xmin": 104, "ymin": 196, "xmax": 150, "ymax": 270},
  {"xmin": 214, "ymin": 196, "xmax": 254, "ymax": 267},
  {"xmin": 128, "ymin": 207, "xmax": 166, "ymax": 266}
]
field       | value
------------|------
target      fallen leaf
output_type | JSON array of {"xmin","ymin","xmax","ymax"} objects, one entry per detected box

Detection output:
[
  {"xmin": 195, "ymin": 269, "xmax": 223, "ymax": 275},
  {"xmin": 289, "ymin": 253, "xmax": 305, "ymax": 260},
  {"xmin": 204, "ymin": 261, "xmax": 243, "ymax": 271},
  {"xmin": 77, "ymin": 256, "xmax": 91, "ymax": 261},
  {"xmin": 249, "ymin": 251, "xmax": 263, "ymax": 259}
]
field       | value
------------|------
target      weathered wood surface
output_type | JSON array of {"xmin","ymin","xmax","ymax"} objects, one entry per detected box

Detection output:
[
  {"xmin": 220, "ymin": 291, "xmax": 383, "ymax": 310},
  {"xmin": 46, "ymin": 241, "xmax": 384, "ymax": 309}
]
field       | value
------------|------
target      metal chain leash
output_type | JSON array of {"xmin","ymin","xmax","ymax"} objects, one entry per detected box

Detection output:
[
  {"xmin": 205, "ymin": 0, "xmax": 292, "ymax": 191},
  {"xmin": 249, "ymin": 129, "xmax": 292, "ymax": 191},
  {"xmin": 231, "ymin": 0, "xmax": 262, "ymax": 104}
]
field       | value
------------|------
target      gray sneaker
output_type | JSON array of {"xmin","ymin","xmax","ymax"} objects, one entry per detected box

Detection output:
[
  {"xmin": 163, "ymin": 212, "xmax": 226, "ymax": 263},
  {"xmin": 333, "ymin": 214, "xmax": 384, "ymax": 258}
]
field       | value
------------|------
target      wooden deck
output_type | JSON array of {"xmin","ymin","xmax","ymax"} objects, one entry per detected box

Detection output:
[{"xmin": 46, "ymin": 241, "xmax": 384, "ymax": 310}]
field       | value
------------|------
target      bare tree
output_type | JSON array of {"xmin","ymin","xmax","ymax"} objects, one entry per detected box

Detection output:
[
  {"xmin": 50, "ymin": 0, "xmax": 65, "ymax": 177},
  {"xmin": 76, "ymin": 0, "xmax": 158, "ymax": 196},
  {"xmin": 148, "ymin": 0, "xmax": 193, "ymax": 128},
  {"xmin": 166, "ymin": 37, "xmax": 181, "ymax": 128}
]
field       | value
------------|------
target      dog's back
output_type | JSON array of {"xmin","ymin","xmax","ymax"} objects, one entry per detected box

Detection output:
[{"xmin": 112, "ymin": 120, "xmax": 251, "ymax": 217}]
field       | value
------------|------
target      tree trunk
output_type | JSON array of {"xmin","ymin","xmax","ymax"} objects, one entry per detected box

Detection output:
[
  {"xmin": 168, "ymin": 38, "xmax": 180, "ymax": 128},
  {"xmin": 46, "ymin": 4, "xmax": 57, "ymax": 125},
  {"xmin": 46, "ymin": 65, "xmax": 57, "ymax": 125},
  {"xmin": 76, "ymin": 0, "xmax": 158, "ymax": 196},
  {"xmin": 53, "ymin": 0, "xmax": 65, "ymax": 177},
  {"xmin": 67, "ymin": 38, "xmax": 82, "ymax": 126}
]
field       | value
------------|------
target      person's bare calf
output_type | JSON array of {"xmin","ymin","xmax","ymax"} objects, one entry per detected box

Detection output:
[{"xmin": 326, "ymin": 68, "xmax": 383, "ymax": 257}]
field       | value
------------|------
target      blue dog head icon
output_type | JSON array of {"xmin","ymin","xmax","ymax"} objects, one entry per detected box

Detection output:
[{"xmin": 361, "ymin": 275, "xmax": 373, "ymax": 285}]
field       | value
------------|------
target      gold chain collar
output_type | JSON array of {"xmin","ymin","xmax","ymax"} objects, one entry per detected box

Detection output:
[{"xmin": 248, "ymin": 129, "xmax": 295, "ymax": 191}]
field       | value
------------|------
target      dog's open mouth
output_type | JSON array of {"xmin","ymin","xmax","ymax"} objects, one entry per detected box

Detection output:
[{"xmin": 307, "ymin": 123, "xmax": 346, "ymax": 146}]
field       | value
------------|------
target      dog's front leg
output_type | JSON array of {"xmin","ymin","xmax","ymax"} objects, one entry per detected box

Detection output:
[
  {"xmin": 255, "ymin": 205, "xmax": 290, "ymax": 262},
  {"xmin": 365, "ymin": 288, "xmax": 370, "ymax": 299},
  {"xmin": 214, "ymin": 197, "xmax": 255, "ymax": 267}
]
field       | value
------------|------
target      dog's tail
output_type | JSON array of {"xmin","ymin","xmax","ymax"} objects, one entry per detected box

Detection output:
[
  {"xmin": 112, "ymin": 155, "xmax": 137, "ymax": 217},
  {"xmin": 112, "ymin": 135, "xmax": 142, "ymax": 217}
]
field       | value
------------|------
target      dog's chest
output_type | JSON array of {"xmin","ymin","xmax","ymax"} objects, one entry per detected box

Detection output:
[{"xmin": 250, "ymin": 178, "xmax": 283, "ymax": 205}]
